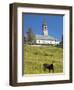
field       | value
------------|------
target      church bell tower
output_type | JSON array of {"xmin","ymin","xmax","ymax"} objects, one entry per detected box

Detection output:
[{"xmin": 42, "ymin": 19, "xmax": 48, "ymax": 36}]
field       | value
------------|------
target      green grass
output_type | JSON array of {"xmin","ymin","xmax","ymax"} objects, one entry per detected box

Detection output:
[{"xmin": 24, "ymin": 44, "xmax": 63, "ymax": 74}]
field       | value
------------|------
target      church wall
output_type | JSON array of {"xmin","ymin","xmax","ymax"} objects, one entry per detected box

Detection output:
[{"xmin": 36, "ymin": 40, "xmax": 60, "ymax": 45}]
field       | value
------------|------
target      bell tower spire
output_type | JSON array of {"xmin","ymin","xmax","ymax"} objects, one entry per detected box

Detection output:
[{"xmin": 42, "ymin": 18, "xmax": 48, "ymax": 36}]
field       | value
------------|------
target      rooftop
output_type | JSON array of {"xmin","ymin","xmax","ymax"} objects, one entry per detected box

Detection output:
[
  {"xmin": 42, "ymin": 18, "xmax": 47, "ymax": 26},
  {"xmin": 35, "ymin": 34, "xmax": 56, "ymax": 41}
]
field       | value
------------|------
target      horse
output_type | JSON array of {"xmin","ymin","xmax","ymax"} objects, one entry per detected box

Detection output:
[{"xmin": 43, "ymin": 63, "xmax": 54, "ymax": 73}]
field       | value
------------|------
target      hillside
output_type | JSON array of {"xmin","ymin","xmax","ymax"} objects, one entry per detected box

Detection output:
[{"xmin": 24, "ymin": 44, "xmax": 63, "ymax": 74}]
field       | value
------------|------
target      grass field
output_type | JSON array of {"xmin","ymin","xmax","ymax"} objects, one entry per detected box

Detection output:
[{"xmin": 24, "ymin": 44, "xmax": 63, "ymax": 74}]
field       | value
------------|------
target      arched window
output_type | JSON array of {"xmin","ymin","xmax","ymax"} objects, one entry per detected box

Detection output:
[{"xmin": 44, "ymin": 26, "xmax": 47, "ymax": 30}]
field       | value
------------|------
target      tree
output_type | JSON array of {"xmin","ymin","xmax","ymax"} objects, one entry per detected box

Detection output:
[
  {"xmin": 27, "ymin": 27, "xmax": 35, "ymax": 44},
  {"xmin": 60, "ymin": 35, "xmax": 63, "ymax": 47},
  {"xmin": 24, "ymin": 36, "xmax": 27, "ymax": 44},
  {"xmin": 24, "ymin": 33, "xmax": 28, "ymax": 44}
]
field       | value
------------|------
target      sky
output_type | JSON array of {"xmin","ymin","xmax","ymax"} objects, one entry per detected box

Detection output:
[{"xmin": 23, "ymin": 13, "xmax": 63, "ymax": 41}]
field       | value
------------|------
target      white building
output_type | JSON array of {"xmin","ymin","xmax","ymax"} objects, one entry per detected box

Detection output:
[
  {"xmin": 35, "ymin": 35, "xmax": 60, "ymax": 45},
  {"xmin": 34, "ymin": 19, "xmax": 60, "ymax": 45}
]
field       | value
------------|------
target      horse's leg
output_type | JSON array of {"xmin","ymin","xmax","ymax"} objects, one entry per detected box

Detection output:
[
  {"xmin": 52, "ymin": 67, "xmax": 54, "ymax": 73},
  {"xmin": 43, "ymin": 66, "xmax": 46, "ymax": 71},
  {"xmin": 49, "ymin": 69, "xmax": 50, "ymax": 73}
]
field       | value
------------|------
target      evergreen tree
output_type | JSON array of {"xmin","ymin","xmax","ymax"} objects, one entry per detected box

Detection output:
[{"xmin": 27, "ymin": 27, "xmax": 35, "ymax": 44}]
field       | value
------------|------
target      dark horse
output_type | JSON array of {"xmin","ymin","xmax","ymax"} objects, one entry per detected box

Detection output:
[{"xmin": 43, "ymin": 63, "xmax": 54, "ymax": 73}]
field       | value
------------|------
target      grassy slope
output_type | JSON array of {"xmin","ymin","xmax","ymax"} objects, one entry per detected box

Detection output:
[{"xmin": 24, "ymin": 44, "xmax": 63, "ymax": 74}]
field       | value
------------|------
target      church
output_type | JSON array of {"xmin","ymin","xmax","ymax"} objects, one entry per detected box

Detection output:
[{"xmin": 34, "ymin": 19, "xmax": 60, "ymax": 45}]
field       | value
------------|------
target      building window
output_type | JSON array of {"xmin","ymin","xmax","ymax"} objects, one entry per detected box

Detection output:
[
  {"xmin": 39, "ymin": 40, "xmax": 40, "ymax": 43},
  {"xmin": 44, "ymin": 26, "xmax": 47, "ymax": 30}
]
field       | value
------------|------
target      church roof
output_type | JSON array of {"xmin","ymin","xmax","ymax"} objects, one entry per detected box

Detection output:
[
  {"xmin": 42, "ymin": 18, "xmax": 47, "ymax": 26},
  {"xmin": 35, "ymin": 35, "xmax": 56, "ymax": 40}
]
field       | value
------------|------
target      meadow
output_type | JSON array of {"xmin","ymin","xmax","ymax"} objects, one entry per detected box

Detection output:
[{"xmin": 24, "ymin": 44, "xmax": 63, "ymax": 74}]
